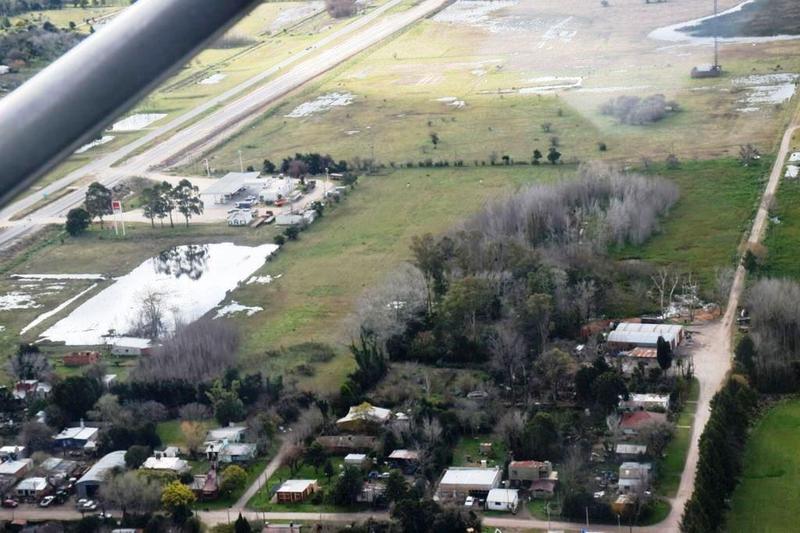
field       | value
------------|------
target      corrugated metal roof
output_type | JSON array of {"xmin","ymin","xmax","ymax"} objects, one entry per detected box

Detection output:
[
  {"xmin": 201, "ymin": 172, "xmax": 259, "ymax": 196},
  {"xmin": 440, "ymin": 467, "xmax": 501, "ymax": 486}
]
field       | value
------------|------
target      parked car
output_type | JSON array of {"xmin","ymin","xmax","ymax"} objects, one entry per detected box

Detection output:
[
  {"xmin": 1, "ymin": 499, "xmax": 18, "ymax": 508},
  {"xmin": 77, "ymin": 499, "xmax": 97, "ymax": 511},
  {"xmin": 39, "ymin": 495, "xmax": 55, "ymax": 507},
  {"xmin": 464, "ymin": 496, "xmax": 475, "ymax": 508}
]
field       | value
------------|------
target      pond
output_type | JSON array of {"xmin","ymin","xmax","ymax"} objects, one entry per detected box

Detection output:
[{"xmin": 39, "ymin": 243, "xmax": 278, "ymax": 346}]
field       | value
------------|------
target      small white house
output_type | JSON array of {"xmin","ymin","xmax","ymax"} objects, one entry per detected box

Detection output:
[
  {"xmin": 110, "ymin": 337, "xmax": 152, "ymax": 356},
  {"xmin": 486, "ymin": 488, "xmax": 519, "ymax": 513},
  {"xmin": 16, "ymin": 477, "xmax": 49, "ymax": 499},
  {"xmin": 344, "ymin": 453, "xmax": 369, "ymax": 468},
  {"xmin": 227, "ymin": 209, "xmax": 253, "ymax": 226},
  {"xmin": 142, "ymin": 456, "xmax": 190, "ymax": 474}
]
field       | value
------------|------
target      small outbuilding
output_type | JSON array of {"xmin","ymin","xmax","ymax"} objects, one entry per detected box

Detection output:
[
  {"xmin": 275, "ymin": 479, "xmax": 318, "ymax": 504},
  {"xmin": 344, "ymin": 453, "xmax": 369, "ymax": 469},
  {"xmin": 142, "ymin": 456, "xmax": 190, "ymax": 474},
  {"xmin": 336, "ymin": 403, "xmax": 392, "ymax": 433},
  {"xmin": 486, "ymin": 488, "xmax": 519, "ymax": 513},
  {"xmin": 0, "ymin": 459, "xmax": 33, "ymax": 479},
  {"xmin": 53, "ymin": 424, "xmax": 99, "ymax": 450},
  {"xmin": 435, "ymin": 467, "xmax": 502, "ymax": 501},
  {"xmin": 110, "ymin": 337, "xmax": 152, "ymax": 356},
  {"xmin": 227, "ymin": 209, "xmax": 253, "ymax": 226}
]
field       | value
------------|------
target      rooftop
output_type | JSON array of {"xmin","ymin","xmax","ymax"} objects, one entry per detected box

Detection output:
[
  {"xmin": 276, "ymin": 479, "xmax": 317, "ymax": 493},
  {"xmin": 509, "ymin": 460, "xmax": 549, "ymax": 468},
  {"xmin": 487, "ymin": 488, "xmax": 518, "ymax": 503},
  {"xmin": 206, "ymin": 425, "xmax": 246, "ymax": 441},
  {"xmin": 336, "ymin": 402, "xmax": 392, "ymax": 425},
  {"xmin": 388, "ymin": 449, "xmax": 419, "ymax": 461},
  {"xmin": 439, "ymin": 467, "xmax": 501, "ymax": 486},
  {"xmin": 77, "ymin": 450, "xmax": 126, "ymax": 484},
  {"xmin": 620, "ymin": 411, "xmax": 667, "ymax": 429},
  {"xmin": 0, "ymin": 459, "xmax": 32, "ymax": 475},
  {"xmin": 17, "ymin": 477, "xmax": 48, "ymax": 491},
  {"xmin": 54, "ymin": 426, "xmax": 98, "ymax": 441},
  {"xmin": 201, "ymin": 172, "xmax": 260, "ymax": 196},
  {"xmin": 142, "ymin": 456, "xmax": 188, "ymax": 471},
  {"xmin": 110, "ymin": 336, "xmax": 151, "ymax": 349}
]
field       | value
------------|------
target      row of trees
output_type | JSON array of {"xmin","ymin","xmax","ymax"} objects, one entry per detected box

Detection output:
[
  {"xmin": 0, "ymin": 19, "xmax": 81, "ymax": 67},
  {"xmin": 141, "ymin": 179, "xmax": 203, "ymax": 228},
  {"xmin": 681, "ymin": 377, "xmax": 757, "ymax": 532}
]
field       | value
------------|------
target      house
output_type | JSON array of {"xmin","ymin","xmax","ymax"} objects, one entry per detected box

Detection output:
[
  {"xmin": 508, "ymin": 460, "xmax": 555, "ymax": 488},
  {"xmin": 0, "ymin": 459, "xmax": 33, "ymax": 479},
  {"xmin": 785, "ymin": 165, "xmax": 800, "ymax": 179},
  {"xmin": 40, "ymin": 457, "xmax": 79, "ymax": 485},
  {"xmin": 344, "ymin": 453, "xmax": 369, "ymax": 469},
  {"xmin": 387, "ymin": 449, "xmax": 419, "ymax": 474},
  {"xmin": 0, "ymin": 445, "xmax": 26, "ymax": 461},
  {"xmin": 219, "ymin": 443, "xmax": 257, "ymax": 464},
  {"xmin": 200, "ymin": 172, "xmax": 259, "ymax": 205},
  {"xmin": 227, "ymin": 209, "xmax": 253, "ymax": 226},
  {"xmin": 206, "ymin": 425, "xmax": 247, "ymax": 444},
  {"xmin": 62, "ymin": 351, "xmax": 101, "ymax": 367},
  {"xmin": 529, "ymin": 478, "xmax": 558, "ymax": 498},
  {"xmin": 336, "ymin": 403, "xmax": 392, "ymax": 433},
  {"xmin": 110, "ymin": 337, "xmax": 152, "ymax": 356},
  {"xmin": 53, "ymin": 424, "xmax": 99, "ymax": 450},
  {"xmin": 275, "ymin": 479, "xmax": 318, "ymax": 503},
  {"xmin": 615, "ymin": 347, "xmax": 659, "ymax": 374},
  {"xmin": 435, "ymin": 467, "xmax": 502, "ymax": 501},
  {"xmin": 13, "ymin": 380, "xmax": 51, "ymax": 401},
  {"xmin": 618, "ymin": 411, "xmax": 668, "ymax": 435},
  {"xmin": 75, "ymin": 450, "xmax": 126, "ymax": 499},
  {"xmin": 15, "ymin": 477, "xmax": 49, "ymax": 500},
  {"xmin": 259, "ymin": 178, "xmax": 294, "ymax": 203},
  {"xmin": 618, "ymin": 462, "xmax": 652, "ymax": 494},
  {"xmin": 486, "ymin": 488, "xmax": 520, "ymax": 513},
  {"xmin": 615, "ymin": 444, "xmax": 648, "ymax": 460},
  {"xmin": 191, "ymin": 469, "xmax": 219, "ymax": 500},
  {"xmin": 621, "ymin": 393, "xmax": 671, "ymax": 412},
  {"xmin": 315, "ymin": 435, "xmax": 378, "ymax": 454},
  {"xmin": 142, "ymin": 456, "xmax": 190, "ymax": 474},
  {"xmin": 607, "ymin": 323, "xmax": 684, "ymax": 351}
]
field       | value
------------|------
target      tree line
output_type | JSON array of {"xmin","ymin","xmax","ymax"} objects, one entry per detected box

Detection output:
[{"xmin": 681, "ymin": 377, "xmax": 757, "ymax": 532}]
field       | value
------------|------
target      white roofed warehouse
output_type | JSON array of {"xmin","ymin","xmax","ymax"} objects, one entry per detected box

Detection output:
[
  {"xmin": 435, "ymin": 467, "xmax": 502, "ymax": 502},
  {"xmin": 199, "ymin": 171, "xmax": 259, "ymax": 205},
  {"xmin": 607, "ymin": 322, "xmax": 684, "ymax": 351},
  {"xmin": 75, "ymin": 450, "xmax": 126, "ymax": 499}
]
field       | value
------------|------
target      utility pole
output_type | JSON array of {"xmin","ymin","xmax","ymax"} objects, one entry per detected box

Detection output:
[
  {"xmin": 238, "ymin": 150, "xmax": 244, "ymax": 173},
  {"xmin": 714, "ymin": 0, "xmax": 719, "ymax": 68},
  {"xmin": 203, "ymin": 158, "xmax": 211, "ymax": 177}
]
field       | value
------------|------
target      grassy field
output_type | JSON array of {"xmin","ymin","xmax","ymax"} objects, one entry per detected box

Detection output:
[
  {"xmin": 616, "ymin": 158, "xmax": 767, "ymax": 290},
  {"xmin": 156, "ymin": 420, "xmax": 215, "ymax": 449},
  {"xmin": 727, "ymin": 399, "xmax": 800, "ymax": 532},
  {"xmin": 657, "ymin": 378, "xmax": 700, "ymax": 497},
  {"xmin": 761, "ymin": 180, "xmax": 800, "ymax": 279},
  {"xmin": 452, "ymin": 435, "xmax": 507, "ymax": 469}
]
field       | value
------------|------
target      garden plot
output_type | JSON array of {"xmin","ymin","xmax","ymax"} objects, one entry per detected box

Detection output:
[
  {"xmin": 39, "ymin": 243, "xmax": 278, "ymax": 346},
  {"xmin": 284, "ymin": 92, "xmax": 354, "ymax": 118},
  {"xmin": 110, "ymin": 113, "xmax": 167, "ymax": 132},
  {"xmin": 733, "ymin": 73, "xmax": 798, "ymax": 111}
]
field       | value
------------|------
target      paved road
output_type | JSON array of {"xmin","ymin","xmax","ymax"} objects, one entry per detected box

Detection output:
[{"xmin": 0, "ymin": 0, "xmax": 446, "ymax": 249}]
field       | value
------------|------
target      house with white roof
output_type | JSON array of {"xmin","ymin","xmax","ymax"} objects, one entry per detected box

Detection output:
[
  {"xmin": 336, "ymin": 402, "xmax": 392, "ymax": 433},
  {"xmin": 486, "ymin": 488, "xmax": 520, "ymax": 513},
  {"xmin": 0, "ymin": 458, "xmax": 33, "ymax": 479},
  {"xmin": 15, "ymin": 477, "xmax": 49, "ymax": 499},
  {"xmin": 75, "ymin": 450, "xmax": 126, "ymax": 499},
  {"xmin": 607, "ymin": 322, "xmax": 684, "ymax": 351},
  {"xmin": 200, "ymin": 171, "xmax": 260, "ymax": 205},
  {"xmin": 435, "ymin": 467, "xmax": 502, "ymax": 501},
  {"xmin": 142, "ymin": 456, "xmax": 190, "ymax": 474},
  {"xmin": 0, "ymin": 445, "xmax": 26, "ymax": 461},
  {"xmin": 206, "ymin": 425, "xmax": 247, "ymax": 443},
  {"xmin": 618, "ymin": 462, "xmax": 652, "ymax": 494},
  {"xmin": 110, "ymin": 337, "xmax": 152, "ymax": 356},
  {"xmin": 276, "ymin": 479, "xmax": 318, "ymax": 503},
  {"xmin": 53, "ymin": 424, "xmax": 99, "ymax": 450},
  {"xmin": 620, "ymin": 393, "xmax": 671, "ymax": 412}
]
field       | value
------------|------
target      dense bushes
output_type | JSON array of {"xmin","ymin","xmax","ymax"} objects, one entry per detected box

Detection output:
[
  {"xmin": 681, "ymin": 377, "xmax": 758, "ymax": 532},
  {"xmin": 0, "ymin": 22, "xmax": 81, "ymax": 66},
  {"xmin": 600, "ymin": 94, "xmax": 677, "ymax": 125},
  {"xmin": 0, "ymin": 0, "xmax": 64, "ymax": 17}
]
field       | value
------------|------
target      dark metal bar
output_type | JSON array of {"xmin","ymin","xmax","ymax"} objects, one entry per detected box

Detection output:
[{"xmin": 0, "ymin": 0, "xmax": 259, "ymax": 205}]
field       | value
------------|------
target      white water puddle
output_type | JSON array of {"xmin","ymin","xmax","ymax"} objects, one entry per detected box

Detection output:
[
  {"xmin": 110, "ymin": 113, "xmax": 167, "ymax": 132},
  {"xmin": 20, "ymin": 284, "xmax": 98, "ymax": 335},
  {"xmin": 247, "ymin": 274, "xmax": 282, "ymax": 285},
  {"xmin": 39, "ymin": 243, "xmax": 278, "ymax": 345},
  {"xmin": 0, "ymin": 292, "xmax": 41, "ymax": 311},
  {"xmin": 733, "ymin": 73, "xmax": 798, "ymax": 110},
  {"xmin": 434, "ymin": 1, "xmax": 518, "ymax": 32},
  {"xmin": 345, "ymin": 130, "xmax": 360, "ymax": 135},
  {"xmin": 285, "ymin": 92, "xmax": 354, "ymax": 118},
  {"xmin": 199, "ymin": 73, "xmax": 227, "ymax": 85},
  {"xmin": 649, "ymin": 0, "xmax": 800, "ymax": 44},
  {"xmin": 75, "ymin": 136, "xmax": 115, "ymax": 154},
  {"xmin": 11, "ymin": 274, "xmax": 106, "ymax": 281},
  {"xmin": 215, "ymin": 301, "xmax": 263, "ymax": 318}
]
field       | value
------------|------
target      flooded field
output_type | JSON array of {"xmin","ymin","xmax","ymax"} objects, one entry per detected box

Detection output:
[{"xmin": 39, "ymin": 242, "xmax": 278, "ymax": 346}]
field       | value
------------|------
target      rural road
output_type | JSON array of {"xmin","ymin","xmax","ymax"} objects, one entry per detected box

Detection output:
[{"xmin": 0, "ymin": 0, "xmax": 447, "ymax": 249}]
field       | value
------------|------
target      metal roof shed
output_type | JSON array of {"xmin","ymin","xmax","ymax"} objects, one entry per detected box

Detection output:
[{"xmin": 200, "ymin": 172, "xmax": 259, "ymax": 204}]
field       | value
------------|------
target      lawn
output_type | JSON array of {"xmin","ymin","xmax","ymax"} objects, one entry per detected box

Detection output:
[
  {"xmin": 657, "ymin": 378, "xmax": 700, "ymax": 497},
  {"xmin": 727, "ymin": 399, "xmax": 800, "ymax": 531},
  {"xmin": 615, "ymin": 158, "xmax": 766, "ymax": 290},
  {"xmin": 156, "ymin": 420, "xmax": 214, "ymax": 449},
  {"xmin": 452, "ymin": 435, "xmax": 507, "ymax": 469},
  {"xmin": 247, "ymin": 457, "xmax": 366, "ymax": 512},
  {"xmin": 761, "ymin": 180, "xmax": 800, "ymax": 279},
  {"xmin": 196, "ymin": 457, "xmax": 271, "ymax": 511}
]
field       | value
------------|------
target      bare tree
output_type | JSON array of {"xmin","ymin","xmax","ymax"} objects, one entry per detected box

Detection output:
[
  {"xmin": 100, "ymin": 472, "xmax": 161, "ymax": 515},
  {"xmin": 489, "ymin": 322, "xmax": 527, "ymax": 401},
  {"xmin": 179, "ymin": 402, "xmax": 211, "ymax": 421},
  {"xmin": 7, "ymin": 350, "xmax": 50, "ymax": 381},
  {"xmin": 128, "ymin": 289, "xmax": 168, "ymax": 340},
  {"xmin": 131, "ymin": 318, "xmax": 239, "ymax": 383},
  {"xmin": 650, "ymin": 268, "xmax": 680, "ymax": 317}
]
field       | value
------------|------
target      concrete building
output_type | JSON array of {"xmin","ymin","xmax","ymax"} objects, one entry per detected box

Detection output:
[
  {"xmin": 435, "ymin": 467, "xmax": 502, "ymax": 501},
  {"xmin": 275, "ymin": 479, "xmax": 318, "ymax": 504},
  {"xmin": 75, "ymin": 450, "xmax": 126, "ymax": 499},
  {"xmin": 486, "ymin": 488, "xmax": 520, "ymax": 513},
  {"xmin": 0, "ymin": 458, "xmax": 33, "ymax": 479}
]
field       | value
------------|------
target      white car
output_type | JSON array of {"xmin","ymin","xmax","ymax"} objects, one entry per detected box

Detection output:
[
  {"xmin": 39, "ymin": 495, "xmax": 55, "ymax": 507},
  {"xmin": 464, "ymin": 496, "xmax": 475, "ymax": 508}
]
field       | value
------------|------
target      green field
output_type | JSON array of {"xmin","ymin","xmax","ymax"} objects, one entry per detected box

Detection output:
[
  {"xmin": 616, "ymin": 158, "xmax": 767, "ymax": 289},
  {"xmin": 761, "ymin": 180, "xmax": 800, "ymax": 279},
  {"xmin": 452, "ymin": 436, "xmax": 507, "ymax": 469},
  {"xmin": 657, "ymin": 378, "xmax": 700, "ymax": 497},
  {"xmin": 727, "ymin": 399, "xmax": 800, "ymax": 532}
]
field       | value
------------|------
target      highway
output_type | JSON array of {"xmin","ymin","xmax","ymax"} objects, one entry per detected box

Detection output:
[{"xmin": 0, "ymin": 0, "xmax": 446, "ymax": 249}]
